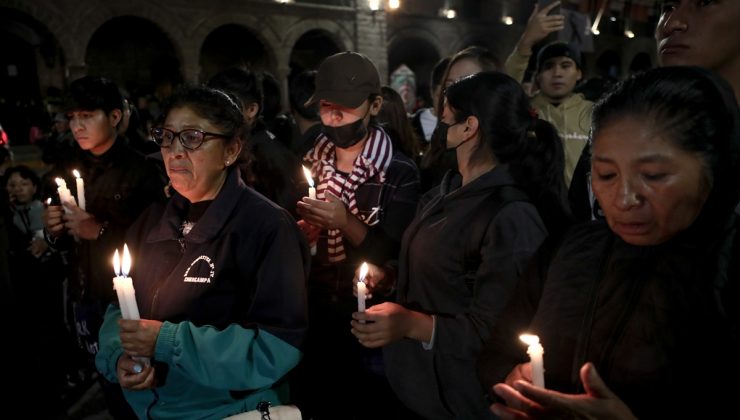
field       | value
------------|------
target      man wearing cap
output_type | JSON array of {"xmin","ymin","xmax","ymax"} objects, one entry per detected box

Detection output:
[
  {"xmin": 294, "ymin": 51, "xmax": 420, "ymax": 419},
  {"xmin": 504, "ymin": 2, "xmax": 592, "ymax": 187}
]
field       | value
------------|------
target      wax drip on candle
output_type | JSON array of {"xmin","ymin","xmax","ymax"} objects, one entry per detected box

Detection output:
[{"xmin": 520, "ymin": 333, "xmax": 545, "ymax": 388}]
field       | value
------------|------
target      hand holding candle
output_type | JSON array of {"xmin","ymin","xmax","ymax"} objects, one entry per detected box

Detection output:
[
  {"xmin": 302, "ymin": 165, "xmax": 317, "ymax": 256},
  {"xmin": 73, "ymin": 169, "xmax": 86, "ymax": 211},
  {"xmin": 357, "ymin": 262, "xmax": 368, "ymax": 313},
  {"xmin": 520, "ymin": 333, "xmax": 545, "ymax": 388}
]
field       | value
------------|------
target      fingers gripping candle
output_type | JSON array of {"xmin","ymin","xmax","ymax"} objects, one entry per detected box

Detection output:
[
  {"xmin": 302, "ymin": 166, "xmax": 317, "ymax": 256},
  {"xmin": 520, "ymin": 333, "xmax": 545, "ymax": 388}
]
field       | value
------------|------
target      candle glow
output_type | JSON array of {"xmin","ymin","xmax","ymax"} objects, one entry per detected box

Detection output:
[
  {"xmin": 303, "ymin": 166, "xmax": 317, "ymax": 256},
  {"xmin": 112, "ymin": 244, "xmax": 150, "ymax": 367},
  {"xmin": 122, "ymin": 244, "xmax": 131, "ymax": 277},
  {"xmin": 357, "ymin": 262, "xmax": 368, "ymax": 313},
  {"xmin": 302, "ymin": 166, "xmax": 315, "ymax": 189},
  {"xmin": 73, "ymin": 169, "xmax": 85, "ymax": 210}
]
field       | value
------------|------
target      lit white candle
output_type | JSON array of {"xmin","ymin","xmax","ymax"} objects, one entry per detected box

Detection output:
[
  {"xmin": 302, "ymin": 165, "xmax": 317, "ymax": 256},
  {"xmin": 357, "ymin": 262, "xmax": 368, "ymax": 313},
  {"xmin": 112, "ymin": 244, "xmax": 149, "ymax": 367},
  {"xmin": 55, "ymin": 177, "xmax": 77, "ymax": 212},
  {"xmin": 73, "ymin": 169, "xmax": 86, "ymax": 211},
  {"xmin": 520, "ymin": 333, "xmax": 545, "ymax": 388}
]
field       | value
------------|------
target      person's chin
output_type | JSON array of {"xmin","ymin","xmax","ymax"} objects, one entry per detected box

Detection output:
[{"xmin": 611, "ymin": 222, "xmax": 660, "ymax": 245}]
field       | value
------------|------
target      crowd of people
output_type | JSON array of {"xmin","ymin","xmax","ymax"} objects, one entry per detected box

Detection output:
[{"xmin": 0, "ymin": 0, "xmax": 738, "ymax": 419}]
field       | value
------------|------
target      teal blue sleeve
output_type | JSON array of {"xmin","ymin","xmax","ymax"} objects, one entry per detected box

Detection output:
[
  {"xmin": 154, "ymin": 321, "xmax": 302, "ymax": 391},
  {"xmin": 95, "ymin": 304, "xmax": 125, "ymax": 383}
]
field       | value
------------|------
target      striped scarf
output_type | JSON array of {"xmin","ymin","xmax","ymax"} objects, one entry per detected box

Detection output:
[{"xmin": 305, "ymin": 126, "xmax": 393, "ymax": 262}]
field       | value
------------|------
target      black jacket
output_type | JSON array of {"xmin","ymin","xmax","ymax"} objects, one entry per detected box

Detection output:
[{"xmin": 385, "ymin": 167, "xmax": 548, "ymax": 420}]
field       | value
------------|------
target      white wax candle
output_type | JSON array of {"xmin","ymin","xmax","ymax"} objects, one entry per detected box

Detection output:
[
  {"xmin": 302, "ymin": 166, "xmax": 317, "ymax": 256},
  {"xmin": 357, "ymin": 262, "xmax": 368, "ymax": 313},
  {"xmin": 73, "ymin": 169, "xmax": 86, "ymax": 211},
  {"xmin": 112, "ymin": 245, "xmax": 149, "ymax": 367},
  {"xmin": 55, "ymin": 177, "xmax": 77, "ymax": 213},
  {"xmin": 520, "ymin": 334, "xmax": 545, "ymax": 388}
]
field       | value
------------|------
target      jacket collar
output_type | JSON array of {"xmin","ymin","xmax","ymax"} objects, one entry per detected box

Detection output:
[{"xmin": 146, "ymin": 167, "xmax": 244, "ymax": 244}]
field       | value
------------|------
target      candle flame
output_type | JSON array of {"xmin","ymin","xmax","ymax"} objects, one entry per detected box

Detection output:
[
  {"xmin": 302, "ymin": 166, "xmax": 314, "ymax": 188},
  {"xmin": 113, "ymin": 249, "xmax": 120, "ymax": 276},
  {"xmin": 122, "ymin": 244, "xmax": 131, "ymax": 277},
  {"xmin": 519, "ymin": 334, "xmax": 540, "ymax": 346},
  {"xmin": 73, "ymin": 169, "xmax": 81, "ymax": 178},
  {"xmin": 46, "ymin": 198, "xmax": 51, "ymax": 205},
  {"xmin": 55, "ymin": 177, "xmax": 65, "ymax": 187},
  {"xmin": 359, "ymin": 262, "xmax": 368, "ymax": 283}
]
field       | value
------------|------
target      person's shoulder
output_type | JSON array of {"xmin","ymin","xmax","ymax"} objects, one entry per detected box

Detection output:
[
  {"xmin": 556, "ymin": 220, "xmax": 612, "ymax": 253},
  {"xmin": 235, "ymin": 186, "xmax": 295, "ymax": 225},
  {"xmin": 385, "ymin": 151, "xmax": 420, "ymax": 184}
]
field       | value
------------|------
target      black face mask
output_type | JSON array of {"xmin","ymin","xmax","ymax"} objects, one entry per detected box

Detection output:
[
  {"xmin": 441, "ymin": 121, "xmax": 470, "ymax": 150},
  {"xmin": 322, "ymin": 117, "xmax": 368, "ymax": 149}
]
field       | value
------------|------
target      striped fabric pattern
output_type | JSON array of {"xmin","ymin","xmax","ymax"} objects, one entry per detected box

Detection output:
[{"xmin": 305, "ymin": 126, "xmax": 393, "ymax": 262}]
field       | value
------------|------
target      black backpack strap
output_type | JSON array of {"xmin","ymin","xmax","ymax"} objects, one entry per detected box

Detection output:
[{"xmin": 463, "ymin": 185, "xmax": 529, "ymax": 292}]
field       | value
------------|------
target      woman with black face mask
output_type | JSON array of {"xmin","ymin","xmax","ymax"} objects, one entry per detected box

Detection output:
[
  {"xmin": 293, "ymin": 52, "xmax": 421, "ymax": 419},
  {"xmin": 350, "ymin": 71, "xmax": 572, "ymax": 420}
]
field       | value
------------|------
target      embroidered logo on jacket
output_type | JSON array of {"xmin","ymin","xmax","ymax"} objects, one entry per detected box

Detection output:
[{"xmin": 183, "ymin": 255, "xmax": 215, "ymax": 283}]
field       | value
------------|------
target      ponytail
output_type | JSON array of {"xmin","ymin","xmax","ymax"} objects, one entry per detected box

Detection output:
[
  {"xmin": 511, "ymin": 118, "xmax": 572, "ymax": 237},
  {"xmin": 445, "ymin": 71, "xmax": 573, "ymax": 237}
]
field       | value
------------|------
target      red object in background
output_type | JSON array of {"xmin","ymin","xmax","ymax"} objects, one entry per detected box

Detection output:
[
  {"xmin": 0, "ymin": 123, "xmax": 9, "ymax": 147},
  {"xmin": 28, "ymin": 125, "xmax": 44, "ymax": 145}
]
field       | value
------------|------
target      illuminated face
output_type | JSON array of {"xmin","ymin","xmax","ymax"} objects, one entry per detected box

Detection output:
[
  {"xmin": 6, "ymin": 172, "xmax": 37, "ymax": 204},
  {"xmin": 536, "ymin": 57, "xmax": 581, "ymax": 103},
  {"xmin": 161, "ymin": 107, "xmax": 240, "ymax": 203},
  {"xmin": 68, "ymin": 109, "xmax": 120, "ymax": 156},
  {"xmin": 591, "ymin": 117, "xmax": 710, "ymax": 245},
  {"xmin": 656, "ymin": 0, "xmax": 740, "ymax": 81}
]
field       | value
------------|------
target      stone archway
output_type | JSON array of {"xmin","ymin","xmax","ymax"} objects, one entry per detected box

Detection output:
[
  {"xmin": 0, "ymin": 7, "xmax": 64, "ymax": 145},
  {"xmin": 289, "ymin": 29, "xmax": 343, "ymax": 77},
  {"xmin": 387, "ymin": 36, "xmax": 441, "ymax": 109},
  {"xmin": 199, "ymin": 24, "xmax": 273, "ymax": 83},
  {"xmin": 86, "ymin": 16, "xmax": 182, "ymax": 101}
]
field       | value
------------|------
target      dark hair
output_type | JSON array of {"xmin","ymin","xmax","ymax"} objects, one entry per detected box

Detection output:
[
  {"xmin": 592, "ymin": 66, "xmax": 740, "ymax": 221},
  {"xmin": 445, "ymin": 71, "xmax": 572, "ymax": 235},
  {"xmin": 206, "ymin": 68, "xmax": 263, "ymax": 116},
  {"xmin": 289, "ymin": 70, "xmax": 319, "ymax": 121},
  {"xmin": 431, "ymin": 57, "xmax": 451, "ymax": 90},
  {"xmin": 63, "ymin": 76, "xmax": 125, "ymax": 114},
  {"xmin": 436, "ymin": 46, "xmax": 500, "ymax": 115},
  {"xmin": 161, "ymin": 85, "xmax": 247, "ymax": 145},
  {"xmin": 6, "ymin": 165, "xmax": 41, "ymax": 197},
  {"xmin": 260, "ymin": 71, "xmax": 282, "ymax": 123},
  {"xmin": 377, "ymin": 86, "xmax": 421, "ymax": 158}
]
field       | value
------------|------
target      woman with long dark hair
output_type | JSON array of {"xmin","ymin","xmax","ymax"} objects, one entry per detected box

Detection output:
[{"xmin": 351, "ymin": 71, "xmax": 571, "ymax": 419}]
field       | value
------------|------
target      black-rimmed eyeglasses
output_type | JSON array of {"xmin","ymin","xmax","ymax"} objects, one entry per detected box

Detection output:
[{"xmin": 150, "ymin": 127, "xmax": 232, "ymax": 150}]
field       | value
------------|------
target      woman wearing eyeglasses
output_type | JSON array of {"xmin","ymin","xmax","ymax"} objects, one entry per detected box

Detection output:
[{"xmin": 95, "ymin": 85, "xmax": 310, "ymax": 419}]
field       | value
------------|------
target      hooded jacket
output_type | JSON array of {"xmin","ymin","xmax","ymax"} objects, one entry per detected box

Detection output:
[
  {"xmin": 384, "ymin": 166, "xmax": 548, "ymax": 420},
  {"xmin": 505, "ymin": 49, "xmax": 593, "ymax": 186}
]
